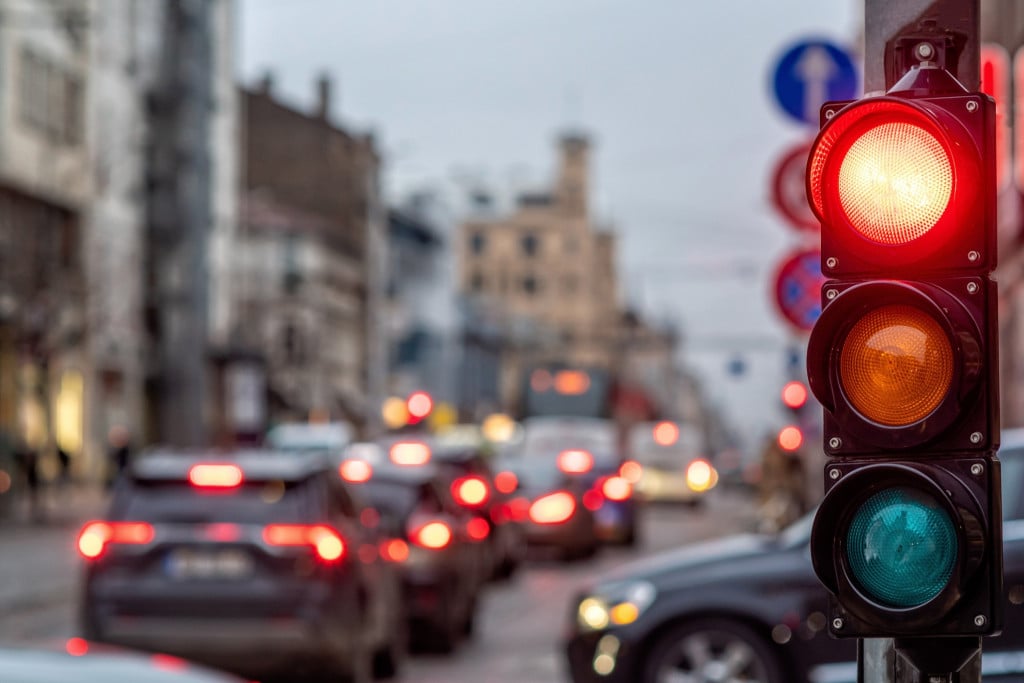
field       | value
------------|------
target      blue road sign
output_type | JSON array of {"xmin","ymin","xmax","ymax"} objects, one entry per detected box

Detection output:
[
  {"xmin": 772, "ymin": 39, "xmax": 858, "ymax": 126},
  {"xmin": 774, "ymin": 247, "xmax": 825, "ymax": 332}
]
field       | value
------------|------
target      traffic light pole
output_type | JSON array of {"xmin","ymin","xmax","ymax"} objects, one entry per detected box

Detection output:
[{"xmin": 859, "ymin": 1, "xmax": 983, "ymax": 682}]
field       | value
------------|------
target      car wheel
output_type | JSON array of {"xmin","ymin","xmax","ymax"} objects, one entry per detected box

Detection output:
[{"xmin": 642, "ymin": 618, "xmax": 785, "ymax": 683}]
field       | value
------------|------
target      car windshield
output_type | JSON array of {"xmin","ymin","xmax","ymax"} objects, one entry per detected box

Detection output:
[
  {"xmin": 119, "ymin": 480, "xmax": 308, "ymax": 524},
  {"xmin": 362, "ymin": 481, "xmax": 420, "ymax": 520}
]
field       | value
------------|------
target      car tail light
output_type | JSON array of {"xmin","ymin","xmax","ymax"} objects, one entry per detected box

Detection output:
[
  {"xmin": 380, "ymin": 538, "xmax": 410, "ymax": 563},
  {"xmin": 582, "ymin": 489, "xmax": 604, "ymax": 511},
  {"xmin": 619, "ymin": 460, "xmax": 642, "ymax": 484},
  {"xmin": 601, "ymin": 476, "xmax": 632, "ymax": 502},
  {"xmin": 494, "ymin": 470, "xmax": 518, "ymax": 494},
  {"xmin": 412, "ymin": 520, "xmax": 453, "ymax": 550},
  {"xmin": 263, "ymin": 524, "xmax": 345, "ymax": 562},
  {"xmin": 78, "ymin": 521, "xmax": 155, "ymax": 560},
  {"xmin": 65, "ymin": 638, "xmax": 89, "ymax": 657},
  {"xmin": 466, "ymin": 516, "xmax": 490, "ymax": 541},
  {"xmin": 188, "ymin": 464, "xmax": 243, "ymax": 489},
  {"xmin": 507, "ymin": 496, "xmax": 530, "ymax": 521},
  {"xmin": 389, "ymin": 441, "xmax": 431, "ymax": 466},
  {"xmin": 452, "ymin": 475, "xmax": 490, "ymax": 508},
  {"xmin": 529, "ymin": 491, "xmax": 576, "ymax": 524},
  {"xmin": 558, "ymin": 449, "xmax": 593, "ymax": 474},
  {"xmin": 340, "ymin": 459, "xmax": 373, "ymax": 483}
]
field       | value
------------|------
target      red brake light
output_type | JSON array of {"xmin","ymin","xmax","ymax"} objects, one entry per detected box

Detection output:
[
  {"xmin": 380, "ymin": 538, "xmax": 409, "ymax": 563},
  {"xmin": 653, "ymin": 421, "xmax": 679, "ymax": 446},
  {"xmin": 78, "ymin": 521, "xmax": 154, "ymax": 560},
  {"xmin": 529, "ymin": 491, "xmax": 576, "ymax": 524},
  {"xmin": 340, "ymin": 459, "xmax": 373, "ymax": 483},
  {"xmin": 619, "ymin": 460, "xmax": 642, "ymax": 484},
  {"xmin": 263, "ymin": 524, "xmax": 345, "ymax": 562},
  {"xmin": 188, "ymin": 464, "xmax": 243, "ymax": 489},
  {"xmin": 601, "ymin": 476, "xmax": 632, "ymax": 502},
  {"xmin": 390, "ymin": 442, "xmax": 431, "ymax": 466},
  {"xmin": 65, "ymin": 638, "xmax": 89, "ymax": 657},
  {"xmin": 558, "ymin": 449, "xmax": 593, "ymax": 474},
  {"xmin": 494, "ymin": 470, "xmax": 518, "ymax": 494},
  {"xmin": 413, "ymin": 521, "xmax": 452, "ymax": 549},
  {"xmin": 582, "ymin": 489, "xmax": 603, "ymax": 511},
  {"xmin": 466, "ymin": 516, "xmax": 490, "ymax": 541},
  {"xmin": 452, "ymin": 475, "xmax": 490, "ymax": 508},
  {"xmin": 507, "ymin": 496, "xmax": 530, "ymax": 521},
  {"xmin": 203, "ymin": 523, "xmax": 240, "ymax": 542}
]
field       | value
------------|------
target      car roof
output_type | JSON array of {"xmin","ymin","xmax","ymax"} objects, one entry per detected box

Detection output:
[
  {"xmin": 363, "ymin": 461, "xmax": 442, "ymax": 486},
  {"xmin": 131, "ymin": 449, "xmax": 331, "ymax": 483}
]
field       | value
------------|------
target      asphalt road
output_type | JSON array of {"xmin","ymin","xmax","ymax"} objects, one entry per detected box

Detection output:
[{"xmin": 0, "ymin": 487, "xmax": 761, "ymax": 682}]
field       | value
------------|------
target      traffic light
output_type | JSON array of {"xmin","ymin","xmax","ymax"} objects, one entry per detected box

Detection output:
[{"xmin": 805, "ymin": 64, "xmax": 1002, "ymax": 638}]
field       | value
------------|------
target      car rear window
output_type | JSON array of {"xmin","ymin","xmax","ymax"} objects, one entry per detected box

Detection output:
[
  {"xmin": 362, "ymin": 481, "xmax": 419, "ymax": 519},
  {"xmin": 117, "ymin": 480, "xmax": 310, "ymax": 523}
]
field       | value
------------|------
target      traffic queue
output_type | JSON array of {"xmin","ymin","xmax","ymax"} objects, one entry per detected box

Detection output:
[{"xmin": 70, "ymin": 418, "xmax": 718, "ymax": 682}]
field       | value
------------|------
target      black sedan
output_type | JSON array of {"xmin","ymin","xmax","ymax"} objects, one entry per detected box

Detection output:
[{"xmin": 565, "ymin": 429, "xmax": 1024, "ymax": 683}]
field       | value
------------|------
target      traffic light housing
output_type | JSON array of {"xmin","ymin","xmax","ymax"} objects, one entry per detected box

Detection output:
[{"xmin": 806, "ymin": 64, "xmax": 1002, "ymax": 639}]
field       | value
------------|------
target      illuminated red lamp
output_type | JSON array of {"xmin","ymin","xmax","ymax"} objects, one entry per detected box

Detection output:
[
  {"xmin": 601, "ymin": 476, "xmax": 632, "ymax": 502},
  {"xmin": 807, "ymin": 94, "xmax": 990, "ymax": 275},
  {"xmin": 188, "ymin": 464, "xmax": 243, "ymax": 489},
  {"xmin": 452, "ymin": 476, "xmax": 490, "ymax": 508},
  {"xmin": 529, "ymin": 491, "xmax": 577, "ymax": 524},
  {"xmin": 340, "ymin": 459, "xmax": 373, "ymax": 483},
  {"xmin": 78, "ymin": 521, "xmax": 154, "ymax": 560},
  {"xmin": 558, "ymin": 449, "xmax": 594, "ymax": 474},
  {"xmin": 778, "ymin": 426, "xmax": 804, "ymax": 452},
  {"xmin": 406, "ymin": 391, "xmax": 434, "ymax": 424},
  {"xmin": 781, "ymin": 381, "xmax": 809, "ymax": 410},
  {"xmin": 413, "ymin": 521, "xmax": 452, "ymax": 550},
  {"xmin": 65, "ymin": 638, "xmax": 89, "ymax": 657},
  {"xmin": 494, "ymin": 470, "xmax": 518, "ymax": 494},
  {"xmin": 653, "ymin": 421, "xmax": 679, "ymax": 446},
  {"xmin": 263, "ymin": 524, "xmax": 345, "ymax": 562},
  {"xmin": 466, "ymin": 517, "xmax": 490, "ymax": 541},
  {"xmin": 389, "ymin": 442, "xmax": 431, "ymax": 466}
]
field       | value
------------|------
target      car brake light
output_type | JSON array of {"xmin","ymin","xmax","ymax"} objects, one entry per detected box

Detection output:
[
  {"xmin": 494, "ymin": 470, "xmax": 518, "ymax": 493},
  {"xmin": 582, "ymin": 489, "xmax": 604, "ymax": 511},
  {"xmin": 466, "ymin": 516, "xmax": 490, "ymax": 541},
  {"xmin": 619, "ymin": 460, "xmax": 642, "ymax": 484},
  {"xmin": 452, "ymin": 475, "xmax": 490, "ymax": 508},
  {"xmin": 203, "ymin": 523, "xmax": 240, "ymax": 542},
  {"xmin": 412, "ymin": 521, "xmax": 452, "ymax": 549},
  {"xmin": 390, "ymin": 442, "xmax": 431, "ymax": 466},
  {"xmin": 263, "ymin": 524, "xmax": 345, "ymax": 562},
  {"xmin": 507, "ymin": 496, "xmax": 530, "ymax": 521},
  {"xmin": 529, "ymin": 491, "xmax": 576, "ymax": 524},
  {"xmin": 380, "ymin": 538, "xmax": 409, "ymax": 563},
  {"xmin": 558, "ymin": 449, "xmax": 593, "ymax": 474},
  {"xmin": 65, "ymin": 638, "xmax": 89, "ymax": 657},
  {"xmin": 340, "ymin": 459, "xmax": 373, "ymax": 483},
  {"xmin": 601, "ymin": 476, "xmax": 632, "ymax": 502},
  {"xmin": 78, "ymin": 521, "xmax": 155, "ymax": 560},
  {"xmin": 188, "ymin": 464, "xmax": 243, "ymax": 489}
]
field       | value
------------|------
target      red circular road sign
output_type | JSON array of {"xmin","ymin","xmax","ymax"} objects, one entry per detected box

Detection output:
[
  {"xmin": 773, "ymin": 247, "xmax": 825, "ymax": 332},
  {"xmin": 771, "ymin": 143, "xmax": 819, "ymax": 232}
]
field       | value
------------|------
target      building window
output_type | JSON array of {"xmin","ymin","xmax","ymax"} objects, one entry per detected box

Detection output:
[
  {"xmin": 522, "ymin": 275, "xmax": 540, "ymax": 295},
  {"xmin": 18, "ymin": 46, "xmax": 83, "ymax": 146},
  {"xmin": 470, "ymin": 232, "xmax": 486, "ymax": 254},
  {"xmin": 521, "ymin": 233, "xmax": 539, "ymax": 257}
]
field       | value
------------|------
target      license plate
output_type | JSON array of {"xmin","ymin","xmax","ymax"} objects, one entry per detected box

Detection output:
[{"xmin": 165, "ymin": 548, "xmax": 253, "ymax": 580}]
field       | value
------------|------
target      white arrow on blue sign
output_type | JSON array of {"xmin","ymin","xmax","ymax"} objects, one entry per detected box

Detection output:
[{"xmin": 772, "ymin": 39, "xmax": 859, "ymax": 126}]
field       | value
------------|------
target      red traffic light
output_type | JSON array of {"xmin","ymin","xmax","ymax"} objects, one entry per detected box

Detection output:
[
  {"xmin": 406, "ymin": 391, "xmax": 433, "ymax": 424},
  {"xmin": 808, "ymin": 89, "xmax": 993, "ymax": 276},
  {"xmin": 781, "ymin": 381, "xmax": 809, "ymax": 410}
]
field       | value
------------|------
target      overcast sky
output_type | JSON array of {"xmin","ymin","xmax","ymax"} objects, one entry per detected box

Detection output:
[{"xmin": 240, "ymin": 0, "xmax": 862, "ymax": 452}]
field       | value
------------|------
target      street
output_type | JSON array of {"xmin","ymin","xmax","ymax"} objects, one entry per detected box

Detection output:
[{"xmin": 0, "ymin": 487, "xmax": 759, "ymax": 682}]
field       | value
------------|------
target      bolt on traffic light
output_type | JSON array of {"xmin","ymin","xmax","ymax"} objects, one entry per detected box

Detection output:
[{"xmin": 805, "ymin": 63, "xmax": 1002, "ymax": 639}]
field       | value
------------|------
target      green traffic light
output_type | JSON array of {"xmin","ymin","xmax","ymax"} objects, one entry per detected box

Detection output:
[{"xmin": 846, "ymin": 487, "xmax": 957, "ymax": 608}]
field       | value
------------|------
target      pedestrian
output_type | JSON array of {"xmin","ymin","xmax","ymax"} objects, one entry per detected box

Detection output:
[{"xmin": 13, "ymin": 438, "xmax": 43, "ymax": 522}]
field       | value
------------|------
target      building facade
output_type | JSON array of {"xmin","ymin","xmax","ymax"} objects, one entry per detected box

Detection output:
[{"xmin": 238, "ymin": 75, "xmax": 382, "ymax": 432}]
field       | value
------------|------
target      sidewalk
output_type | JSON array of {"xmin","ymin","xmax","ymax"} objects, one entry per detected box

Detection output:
[{"xmin": 0, "ymin": 484, "xmax": 109, "ymax": 615}]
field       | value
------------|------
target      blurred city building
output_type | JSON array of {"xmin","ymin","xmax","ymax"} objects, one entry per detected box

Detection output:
[{"xmin": 235, "ymin": 74, "xmax": 383, "ymax": 434}]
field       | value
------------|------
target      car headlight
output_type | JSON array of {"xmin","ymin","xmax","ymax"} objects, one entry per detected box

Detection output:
[{"xmin": 577, "ymin": 580, "xmax": 656, "ymax": 631}]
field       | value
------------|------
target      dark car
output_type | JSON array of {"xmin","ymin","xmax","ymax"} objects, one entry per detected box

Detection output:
[
  {"xmin": 519, "ymin": 416, "xmax": 640, "ymax": 545},
  {"xmin": 565, "ymin": 429, "xmax": 1024, "ymax": 683},
  {"xmin": 79, "ymin": 449, "xmax": 405, "ymax": 683},
  {"xmin": 431, "ymin": 430, "xmax": 527, "ymax": 579},
  {"xmin": 0, "ymin": 640, "xmax": 245, "ymax": 682},
  {"xmin": 352, "ymin": 459, "xmax": 485, "ymax": 653},
  {"xmin": 499, "ymin": 455, "xmax": 599, "ymax": 561}
]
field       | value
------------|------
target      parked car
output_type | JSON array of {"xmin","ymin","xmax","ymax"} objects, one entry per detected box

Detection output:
[
  {"xmin": 496, "ymin": 454, "xmax": 598, "ymax": 561},
  {"xmin": 79, "ymin": 449, "xmax": 405, "ymax": 683},
  {"xmin": 519, "ymin": 416, "xmax": 639, "ymax": 545},
  {"xmin": 350, "ymin": 458, "xmax": 485, "ymax": 653},
  {"xmin": 564, "ymin": 429, "xmax": 1024, "ymax": 683},
  {"xmin": 0, "ymin": 640, "xmax": 245, "ymax": 682}
]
